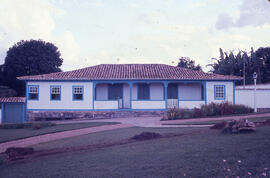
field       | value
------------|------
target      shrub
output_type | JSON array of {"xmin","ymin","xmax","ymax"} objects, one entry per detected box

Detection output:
[
  {"xmin": 219, "ymin": 102, "xmax": 233, "ymax": 115},
  {"xmin": 166, "ymin": 102, "xmax": 254, "ymax": 120},
  {"xmin": 167, "ymin": 108, "xmax": 193, "ymax": 120},
  {"xmin": 32, "ymin": 123, "xmax": 41, "ymax": 130},
  {"xmin": 192, "ymin": 107, "xmax": 202, "ymax": 118},
  {"xmin": 200, "ymin": 102, "xmax": 221, "ymax": 117},
  {"xmin": 231, "ymin": 104, "xmax": 254, "ymax": 115}
]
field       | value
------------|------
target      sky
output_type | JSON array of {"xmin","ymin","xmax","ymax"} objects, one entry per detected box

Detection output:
[{"xmin": 0, "ymin": 0, "xmax": 270, "ymax": 71}]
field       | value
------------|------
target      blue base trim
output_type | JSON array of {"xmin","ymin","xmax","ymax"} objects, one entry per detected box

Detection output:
[
  {"xmin": 27, "ymin": 108, "xmax": 168, "ymax": 112},
  {"xmin": 178, "ymin": 99, "xmax": 204, "ymax": 101},
  {"xmin": 27, "ymin": 109, "xmax": 93, "ymax": 111}
]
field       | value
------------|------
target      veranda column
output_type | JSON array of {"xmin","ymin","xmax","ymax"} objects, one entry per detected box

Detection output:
[
  {"xmin": 203, "ymin": 82, "xmax": 207, "ymax": 104},
  {"xmin": 92, "ymin": 82, "xmax": 96, "ymax": 110},
  {"xmin": 164, "ymin": 82, "xmax": 168, "ymax": 109},
  {"xmin": 129, "ymin": 82, "xmax": 133, "ymax": 109}
]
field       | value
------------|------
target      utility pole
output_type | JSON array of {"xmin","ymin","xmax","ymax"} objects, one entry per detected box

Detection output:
[
  {"xmin": 253, "ymin": 72, "xmax": 257, "ymax": 112},
  {"xmin": 243, "ymin": 53, "xmax": 246, "ymax": 89}
]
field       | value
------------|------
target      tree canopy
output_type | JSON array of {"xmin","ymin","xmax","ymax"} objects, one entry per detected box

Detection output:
[
  {"xmin": 1, "ymin": 39, "xmax": 63, "ymax": 95},
  {"xmin": 210, "ymin": 47, "xmax": 270, "ymax": 85},
  {"xmin": 177, "ymin": 57, "xmax": 202, "ymax": 71}
]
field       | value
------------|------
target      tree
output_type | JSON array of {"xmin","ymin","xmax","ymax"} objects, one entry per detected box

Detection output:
[
  {"xmin": 3, "ymin": 39, "xmax": 63, "ymax": 96},
  {"xmin": 210, "ymin": 47, "xmax": 270, "ymax": 85},
  {"xmin": 255, "ymin": 47, "xmax": 270, "ymax": 83},
  {"xmin": 177, "ymin": 57, "xmax": 202, "ymax": 71}
]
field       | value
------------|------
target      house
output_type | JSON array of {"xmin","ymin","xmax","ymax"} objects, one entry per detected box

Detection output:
[
  {"xmin": 17, "ymin": 64, "xmax": 241, "ymax": 120},
  {"xmin": 0, "ymin": 97, "xmax": 26, "ymax": 124}
]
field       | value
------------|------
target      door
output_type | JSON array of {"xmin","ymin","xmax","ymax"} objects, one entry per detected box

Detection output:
[
  {"xmin": 167, "ymin": 83, "xmax": 178, "ymax": 108},
  {"xmin": 3, "ymin": 103, "xmax": 24, "ymax": 123},
  {"xmin": 108, "ymin": 84, "xmax": 124, "ymax": 109}
]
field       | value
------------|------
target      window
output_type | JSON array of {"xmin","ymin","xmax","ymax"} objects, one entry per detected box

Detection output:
[
  {"xmin": 108, "ymin": 84, "xmax": 123, "ymax": 100},
  {"xmin": 214, "ymin": 85, "xmax": 225, "ymax": 100},
  {"xmin": 138, "ymin": 83, "xmax": 150, "ymax": 100},
  {"xmin": 73, "ymin": 86, "xmax": 83, "ymax": 100},
  {"xmin": 28, "ymin": 85, "xmax": 39, "ymax": 100},
  {"xmin": 50, "ymin": 86, "xmax": 61, "ymax": 100}
]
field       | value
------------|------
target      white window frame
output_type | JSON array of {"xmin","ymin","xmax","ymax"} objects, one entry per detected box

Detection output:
[
  {"xmin": 73, "ymin": 86, "xmax": 84, "ymax": 100},
  {"xmin": 28, "ymin": 85, "xmax": 39, "ymax": 100},
  {"xmin": 50, "ymin": 85, "xmax": 61, "ymax": 101},
  {"xmin": 214, "ymin": 85, "xmax": 225, "ymax": 100}
]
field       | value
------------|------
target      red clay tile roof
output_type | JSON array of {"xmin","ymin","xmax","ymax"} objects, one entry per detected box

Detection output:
[
  {"xmin": 17, "ymin": 64, "xmax": 242, "ymax": 81},
  {"xmin": 0, "ymin": 97, "xmax": 26, "ymax": 103}
]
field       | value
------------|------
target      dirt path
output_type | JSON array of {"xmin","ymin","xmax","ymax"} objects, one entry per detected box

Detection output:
[{"xmin": 0, "ymin": 123, "xmax": 132, "ymax": 153}]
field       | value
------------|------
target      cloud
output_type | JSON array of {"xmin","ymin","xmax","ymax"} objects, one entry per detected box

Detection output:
[
  {"xmin": 0, "ymin": 0, "xmax": 81, "ymax": 71},
  {"xmin": 54, "ymin": 31, "xmax": 81, "ymax": 70},
  {"xmin": 215, "ymin": 0, "xmax": 270, "ymax": 30}
]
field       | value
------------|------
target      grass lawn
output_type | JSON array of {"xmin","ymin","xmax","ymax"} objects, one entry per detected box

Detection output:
[
  {"xmin": 0, "ymin": 122, "xmax": 118, "ymax": 143},
  {"xmin": 1, "ymin": 125, "xmax": 270, "ymax": 177}
]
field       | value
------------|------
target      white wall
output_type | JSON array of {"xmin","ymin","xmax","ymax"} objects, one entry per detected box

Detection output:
[
  {"xmin": 178, "ymin": 83, "xmax": 202, "ymax": 100},
  {"xmin": 132, "ymin": 84, "xmax": 138, "ymax": 100},
  {"xmin": 150, "ymin": 83, "xmax": 164, "ymax": 100},
  {"xmin": 0, "ymin": 109, "xmax": 2, "ymax": 124},
  {"xmin": 132, "ymin": 100, "xmax": 165, "ymax": 109},
  {"xmin": 236, "ymin": 89, "xmax": 270, "ymax": 108},
  {"xmin": 96, "ymin": 84, "xmax": 108, "ymax": 100},
  {"xmin": 179, "ymin": 101, "xmax": 205, "ymax": 109},
  {"xmin": 27, "ymin": 81, "xmax": 93, "ymax": 110},
  {"xmin": 206, "ymin": 81, "xmax": 234, "ymax": 104},
  {"xmin": 94, "ymin": 100, "xmax": 118, "ymax": 110},
  {"xmin": 132, "ymin": 83, "xmax": 164, "ymax": 100},
  {"xmin": 123, "ymin": 84, "xmax": 130, "ymax": 108}
]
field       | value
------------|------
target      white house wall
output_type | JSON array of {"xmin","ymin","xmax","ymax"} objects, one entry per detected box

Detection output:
[
  {"xmin": 150, "ymin": 83, "xmax": 164, "ymax": 100},
  {"xmin": 26, "ymin": 80, "xmax": 236, "ymax": 111},
  {"xmin": 123, "ymin": 84, "xmax": 130, "ymax": 108},
  {"xmin": 27, "ymin": 81, "xmax": 93, "ymax": 110},
  {"xmin": 179, "ymin": 101, "xmax": 205, "ymax": 109},
  {"xmin": 132, "ymin": 100, "xmax": 165, "ymax": 109},
  {"xmin": 94, "ymin": 100, "xmax": 118, "ymax": 110},
  {"xmin": 178, "ymin": 83, "xmax": 202, "ymax": 100},
  {"xmin": 132, "ymin": 84, "xmax": 138, "ymax": 100},
  {"xmin": 96, "ymin": 84, "xmax": 108, "ymax": 100},
  {"xmin": 235, "ymin": 89, "xmax": 270, "ymax": 108},
  {"xmin": 206, "ymin": 81, "xmax": 234, "ymax": 104},
  {"xmin": 132, "ymin": 83, "xmax": 164, "ymax": 100}
]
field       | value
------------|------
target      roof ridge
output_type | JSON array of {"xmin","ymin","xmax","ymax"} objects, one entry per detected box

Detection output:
[{"xmin": 17, "ymin": 63, "xmax": 242, "ymax": 81}]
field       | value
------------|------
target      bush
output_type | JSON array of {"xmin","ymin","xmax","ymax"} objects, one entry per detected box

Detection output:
[
  {"xmin": 32, "ymin": 123, "xmax": 41, "ymax": 130},
  {"xmin": 167, "ymin": 108, "xmax": 193, "ymax": 120},
  {"xmin": 166, "ymin": 102, "xmax": 254, "ymax": 120},
  {"xmin": 192, "ymin": 107, "xmax": 202, "ymax": 118},
  {"xmin": 232, "ymin": 104, "xmax": 254, "ymax": 114}
]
